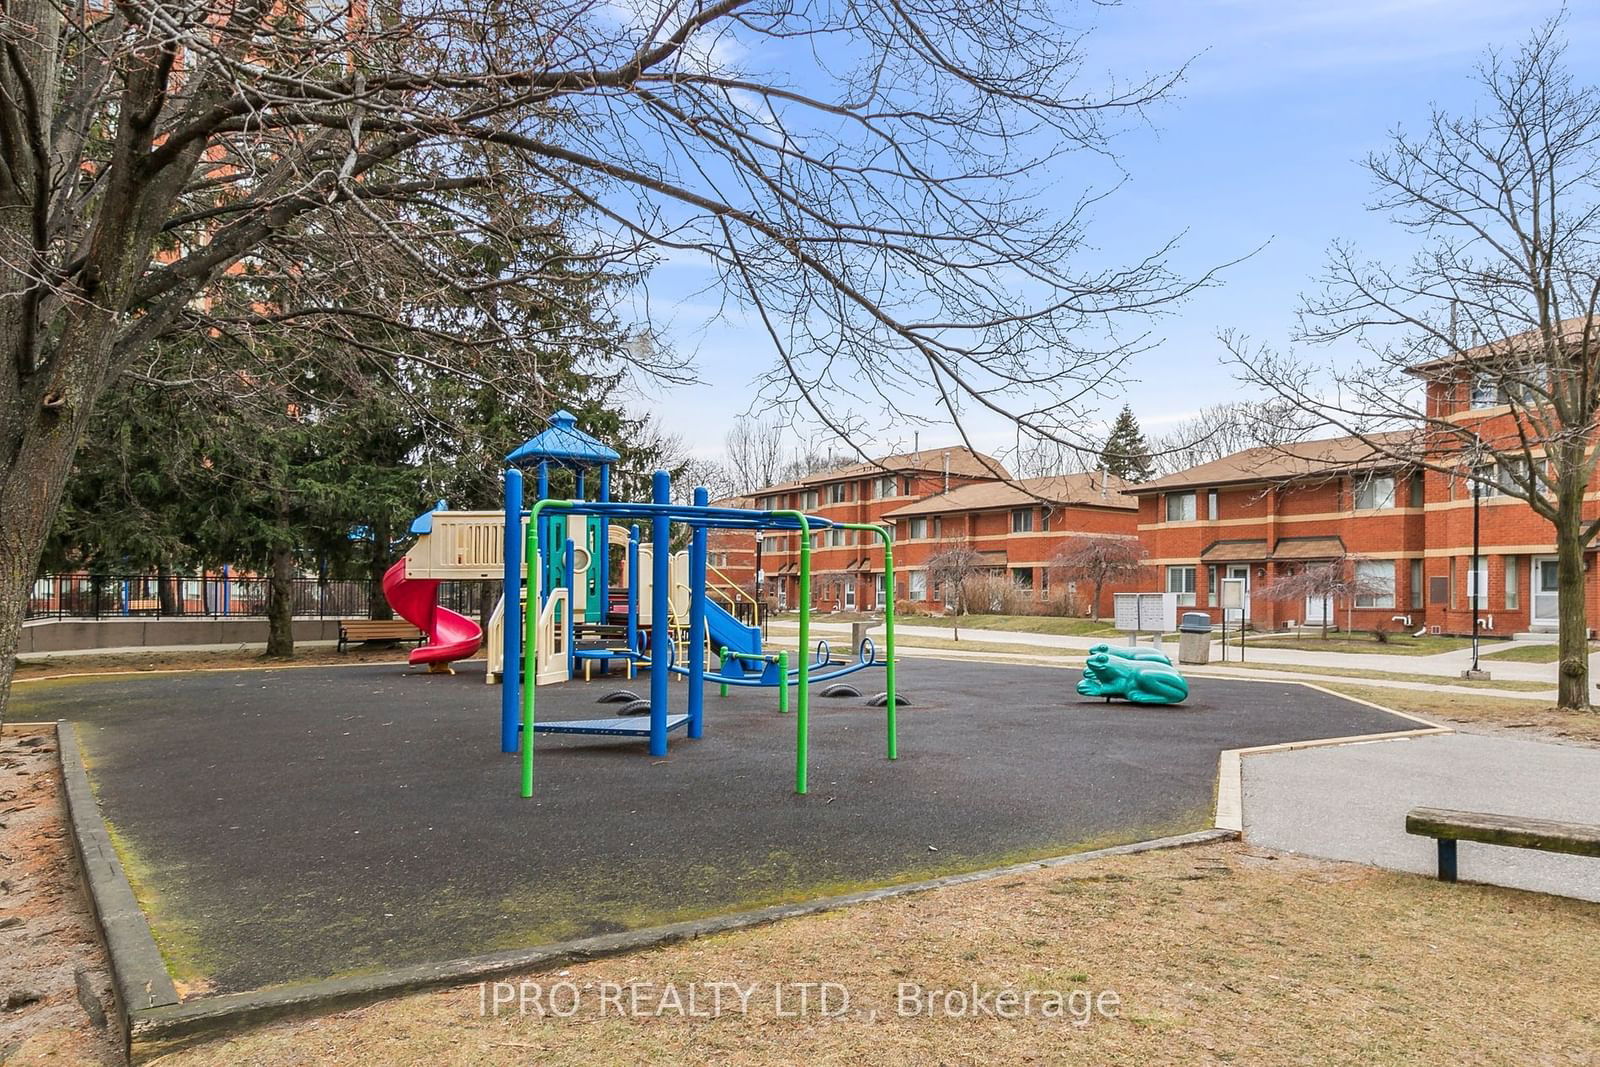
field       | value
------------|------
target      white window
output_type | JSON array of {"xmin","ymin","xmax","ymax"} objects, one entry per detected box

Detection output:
[
  {"xmin": 803, "ymin": 490, "xmax": 819, "ymax": 509},
  {"xmin": 828, "ymin": 528, "xmax": 845, "ymax": 546},
  {"xmin": 1013, "ymin": 567, "xmax": 1033, "ymax": 590},
  {"xmin": 909, "ymin": 570, "xmax": 927, "ymax": 600},
  {"xmin": 828, "ymin": 483, "xmax": 849, "ymax": 504},
  {"xmin": 908, "ymin": 517, "xmax": 928, "ymax": 539},
  {"xmin": 1207, "ymin": 488, "xmax": 1219, "ymax": 519},
  {"xmin": 1011, "ymin": 508, "xmax": 1034, "ymax": 533},
  {"xmin": 1411, "ymin": 558, "xmax": 1424, "ymax": 611},
  {"xmin": 1469, "ymin": 374, "xmax": 1501, "ymax": 408},
  {"xmin": 1354, "ymin": 474, "xmax": 1395, "ymax": 510},
  {"xmin": 1039, "ymin": 568, "xmax": 1049, "ymax": 597},
  {"xmin": 1355, "ymin": 560, "xmax": 1396, "ymax": 608},
  {"xmin": 1165, "ymin": 492, "xmax": 1196, "ymax": 522},
  {"xmin": 875, "ymin": 475, "xmax": 896, "ymax": 499},
  {"xmin": 875, "ymin": 573, "xmax": 885, "ymax": 607},
  {"xmin": 1497, "ymin": 459, "xmax": 1529, "ymax": 496},
  {"xmin": 1166, "ymin": 565, "xmax": 1197, "ymax": 607},
  {"xmin": 1464, "ymin": 556, "xmax": 1490, "ymax": 603}
]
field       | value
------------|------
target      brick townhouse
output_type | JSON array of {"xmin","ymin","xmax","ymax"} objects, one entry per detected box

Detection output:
[
  {"xmin": 1409, "ymin": 329, "xmax": 1600, "ymax": 636},
  {"xmin": 1133, "ymin": 321, "xmax": 1600, "ymax": 636},
  {"xmin": 879, "ymin": 473, "xmax": 1139, "ymax": 615},
  {"xmin": 750, "ymin": 447, "xmax": 1010, "ymax": 611},
  {"xmin": 1128, "ymin": 433, "xmax": 1427, "ymax": 631}
]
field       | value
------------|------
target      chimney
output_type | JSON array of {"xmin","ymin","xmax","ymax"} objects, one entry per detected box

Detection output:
[{"xmin": 943, "ymin": 450, "xmax": 951, "ymax": 493}]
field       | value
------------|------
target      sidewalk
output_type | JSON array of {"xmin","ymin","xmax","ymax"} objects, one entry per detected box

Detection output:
[
  {"xmin": 771, "ymin": 618, "xmax": 1576, "ymax": 685},
  {"xmin": 1244, "ymin": 732, "xmax": 1600, "ymax": 902}
]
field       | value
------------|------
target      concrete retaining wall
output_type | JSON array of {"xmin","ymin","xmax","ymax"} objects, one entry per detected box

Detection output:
[{"xmin": 19, "ymin": 617, "xmax": 351, "ymax": 654}]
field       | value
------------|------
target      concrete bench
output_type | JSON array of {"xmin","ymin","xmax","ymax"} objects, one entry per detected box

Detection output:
[
  {"xmin": 1406, "ymin": 806, "xmax": 1600, "ymax": 882},
  {"xmin": 338, "ymin": 620, "xmax": 423, "ymax": 652}
]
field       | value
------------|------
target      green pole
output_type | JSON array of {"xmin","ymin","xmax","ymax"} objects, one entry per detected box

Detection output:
[
  {"xmin": 836, "ymin": 522, "xmax": 897, "ymax": 761},
  {"xmin": 879, "ymin": 529, "xmax": 897, "ymax": 760},
  {"xmin": 521, "ymin": 499, "xmax": 574, "ymax": 798},
  {"xmin": 774, "ymin": 510, "xmax": 811, "ymax": 794},
  {"xmin": 778, "ymin": 650, "xmax": 789, "ymax": 715},
  {"xmin": 719, "ymin": 645, "xmax": 729, "ymax": 698}
]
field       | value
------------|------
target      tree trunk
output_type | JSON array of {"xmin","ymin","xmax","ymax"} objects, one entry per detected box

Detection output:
[
  {"xmin": 266, "ymin": 545, "xmax": 296, "ymax": 658},
  {"xmin": 157, "ymin": 562, "xmax": 180, "ymax": 616},
  {"xmin": 1554, "ymin": 495, "xmax": 1591, "ymax": 710},
  {"xmin": 368, "ymin": 515, "xmax": 394, "ymax": 620},
  {"xmin": 1092, "ymin": 578, "xmax": 1105, "ymax": 620}
]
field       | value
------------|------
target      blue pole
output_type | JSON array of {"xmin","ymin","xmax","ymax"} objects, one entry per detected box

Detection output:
[
  {"xmin": 501, "ymin": 468, "xmax": 523, "ymax": 753},
  {"xmin": 649, "ymin": 470, "xmax": 671, "ymax": 757},
  {"xmin": 598, "ymin": 464, "xmax": 611, "ymax": 624},
  {"xmin": 687, "ymin": 486, "xmax": 709, "ymax": 738},
  {"xmin": 537, "ymin": 461, "xmax": 548, "ymax": 500},
  {"xmin": 564, "ymin": 538, "xmax": 576, "ymax": 679},
  {"xmin": 576, "ymin": 470, "xmax": 585, "ymax": 500},
  {"xmin": 627, "ymin": 529, "xmax": 640, "ymax": 653},
  {"xmin": 222, "ymin": 565, "xmax": 230, "ymax": 615}
]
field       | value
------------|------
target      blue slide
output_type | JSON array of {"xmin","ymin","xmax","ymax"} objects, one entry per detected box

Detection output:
[{"xmin": 704, "ymin": 600, "xmax": 762, "ymax": 657}]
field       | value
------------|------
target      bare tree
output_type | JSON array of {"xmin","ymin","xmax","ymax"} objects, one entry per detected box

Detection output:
[
  {"xmin": 1146, "ymin": 401, "xmax": 1323, "ymax": 476},
  {"xmin": 925, "ymin": 539, "xmax": 987, "ymax": 637},
  {"xmin": 723, "ymin": 417, "xmax": 794, "ymax": 492},
  {"xmin": 1049, "ymin": 536, "xmax": 1147, "ymax": 619},
  {"xmin": 0, "ymin": 0, "xmax": 1210, "ymax": 720},
  {"xmin": 1225, "ymin": 18, "xmax": 1600, "ymax": 709},
  {"xmin": 1258, "ymin": 558, "xmax": 1393, "ymax": 640}
]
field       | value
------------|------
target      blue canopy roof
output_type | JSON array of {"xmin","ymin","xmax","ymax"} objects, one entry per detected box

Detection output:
[{"xmin": 506, "ymin": 410, "xmax": 621, "ymax": 467}]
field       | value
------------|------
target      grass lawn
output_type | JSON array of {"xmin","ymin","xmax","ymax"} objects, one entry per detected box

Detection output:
[
  {"xmin": 1241, "ymin": 632, "xmax": 1485, "ymax": 656},
  {"xmin": 156, "ymin": 841, "xmax": 1600, "ymax": 1066},
  {"xmin": 779, "ymin": 611, "xmax": 1120, "ymax": 637},
  {"xmin": 1479, "ymin": 641, "xmax": 1599, "ymax": 663},
  {"xmin": 1324, "ymin": 683, "xmax": 1600, "ymax": 744},
  {"xmin": 1210, "ymin": 659, "xmax": 1553, "ymax": 693}
]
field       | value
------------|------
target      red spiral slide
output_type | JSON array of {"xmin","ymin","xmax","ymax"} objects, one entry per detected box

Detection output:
[{"xmin": 381, "ymin": 558, "xmax": 483, "ymax": 672}]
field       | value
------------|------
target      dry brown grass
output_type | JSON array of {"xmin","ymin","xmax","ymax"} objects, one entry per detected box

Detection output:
[
  {"xmin": 152, "ymin": 842, "xmax": 1600, "ymax": 1066},
  {"xmin": 11, "ymin": 644, "xmax": 421, "ymax": 684},
  {"xmin": 1325, "ymin": 684, "xmax": 1600, "ymax": 745}
]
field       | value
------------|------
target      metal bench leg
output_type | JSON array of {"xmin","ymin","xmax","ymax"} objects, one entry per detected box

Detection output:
[{"xmin": 1437, "ymin": 838, "xmax": 1458, "ymax": 882}]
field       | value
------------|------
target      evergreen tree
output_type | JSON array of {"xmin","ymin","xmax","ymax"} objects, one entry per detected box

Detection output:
[{"xmin": 1098, "ymin": 405, "xmax": 1153, "ymax": 482}]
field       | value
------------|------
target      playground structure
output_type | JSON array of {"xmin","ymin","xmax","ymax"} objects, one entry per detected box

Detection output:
[
  {"xmin": 1076, "ymin": 643, "xmax": 1190, "ymax": 705},
  {"xmin": 381, "ymin": 501, "xmax": 485, "ymax": 672},
  {"xmin": 383, "ymin": 410, "xmax": 897, "ymax": 795}
]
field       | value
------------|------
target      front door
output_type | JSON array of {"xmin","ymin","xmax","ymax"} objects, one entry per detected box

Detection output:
[
  {"xmin": 1304, "ymin": 594, "xmax": 1329, "ymax": 627},
  {"xmin": 844, "ymin": 580, "xmax": 857, "ymax": 611},
  {"xmin": 874, "ymin": 573, "xmax": 885, "ymax": 610},
  {"xmin": 1533, "ymin": 556, "xmax": 1559, "ymax": 629},
  {"xmin": 1226, "ymin": 565, "xmax": 1252, "ymax": 622}
]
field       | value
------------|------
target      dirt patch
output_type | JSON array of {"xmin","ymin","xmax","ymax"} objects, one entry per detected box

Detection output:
[
  {"xmin": 0, "ymin": 725, "xmax": 122, "ymax": 1065},
  {"xmin": 146, "ymin": 841, "xmax": 1600, "ymax": 1065},
  {"xmin": 1327, "ymin": 684, "xmax": 1600, "ymax": 745},
  {"xmin": 12, "ymin": 645, "xmax": 424, "ymax": 684}
]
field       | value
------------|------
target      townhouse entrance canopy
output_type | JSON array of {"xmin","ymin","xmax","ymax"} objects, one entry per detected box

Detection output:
[{"xmin": 1199, "ymin": 537, "xmax": 1348, "ymax": 563}]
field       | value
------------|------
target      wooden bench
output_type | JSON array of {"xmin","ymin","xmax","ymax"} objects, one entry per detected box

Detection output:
[
  {"xmin": 339, "ymin": 619, "xmax": 424, "ymax": 652},
  {"xmin": 1406, "ymin": 806, "xmax": 1600, "ymax": 882}
]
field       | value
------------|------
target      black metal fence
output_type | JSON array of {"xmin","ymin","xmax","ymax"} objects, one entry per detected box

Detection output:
[{"xmin": 26, "ymin": 574, "xmax": 503, "ymax": 622}]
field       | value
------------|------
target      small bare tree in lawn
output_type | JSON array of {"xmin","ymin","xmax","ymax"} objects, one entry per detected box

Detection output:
[
  {"xmin": 1049, "ymin": 537, "xmax": 1148, "ymax": 620},
  {"xmin": 1226, "ymin": 18, "xmax": 1600, "ymax": 708},
  {"xmin": 925, "ymin": 540, "xmax": 987, "ymax": 640},
  {"xmin": 1259, "ymin": 558, "xmax": 1393, "ymax": 641}
]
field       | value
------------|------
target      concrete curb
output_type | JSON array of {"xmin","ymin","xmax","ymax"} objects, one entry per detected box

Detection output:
[
  {"xmin": 55, "ymin": 720, "xmax": 182, "ymax": 1052},
  {"xmin": 58, "ymin": 744, "xmax": 1230, "ymax": 1064},
  {"xmin": 1214, "ymin": 684, "xmax": 1454, "ymax": 832}
]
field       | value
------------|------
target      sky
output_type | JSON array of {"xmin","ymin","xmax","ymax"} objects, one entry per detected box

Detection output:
[{"xmin": 621, "ymin": 0, "xmax": 1600, "ymax": 462}]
